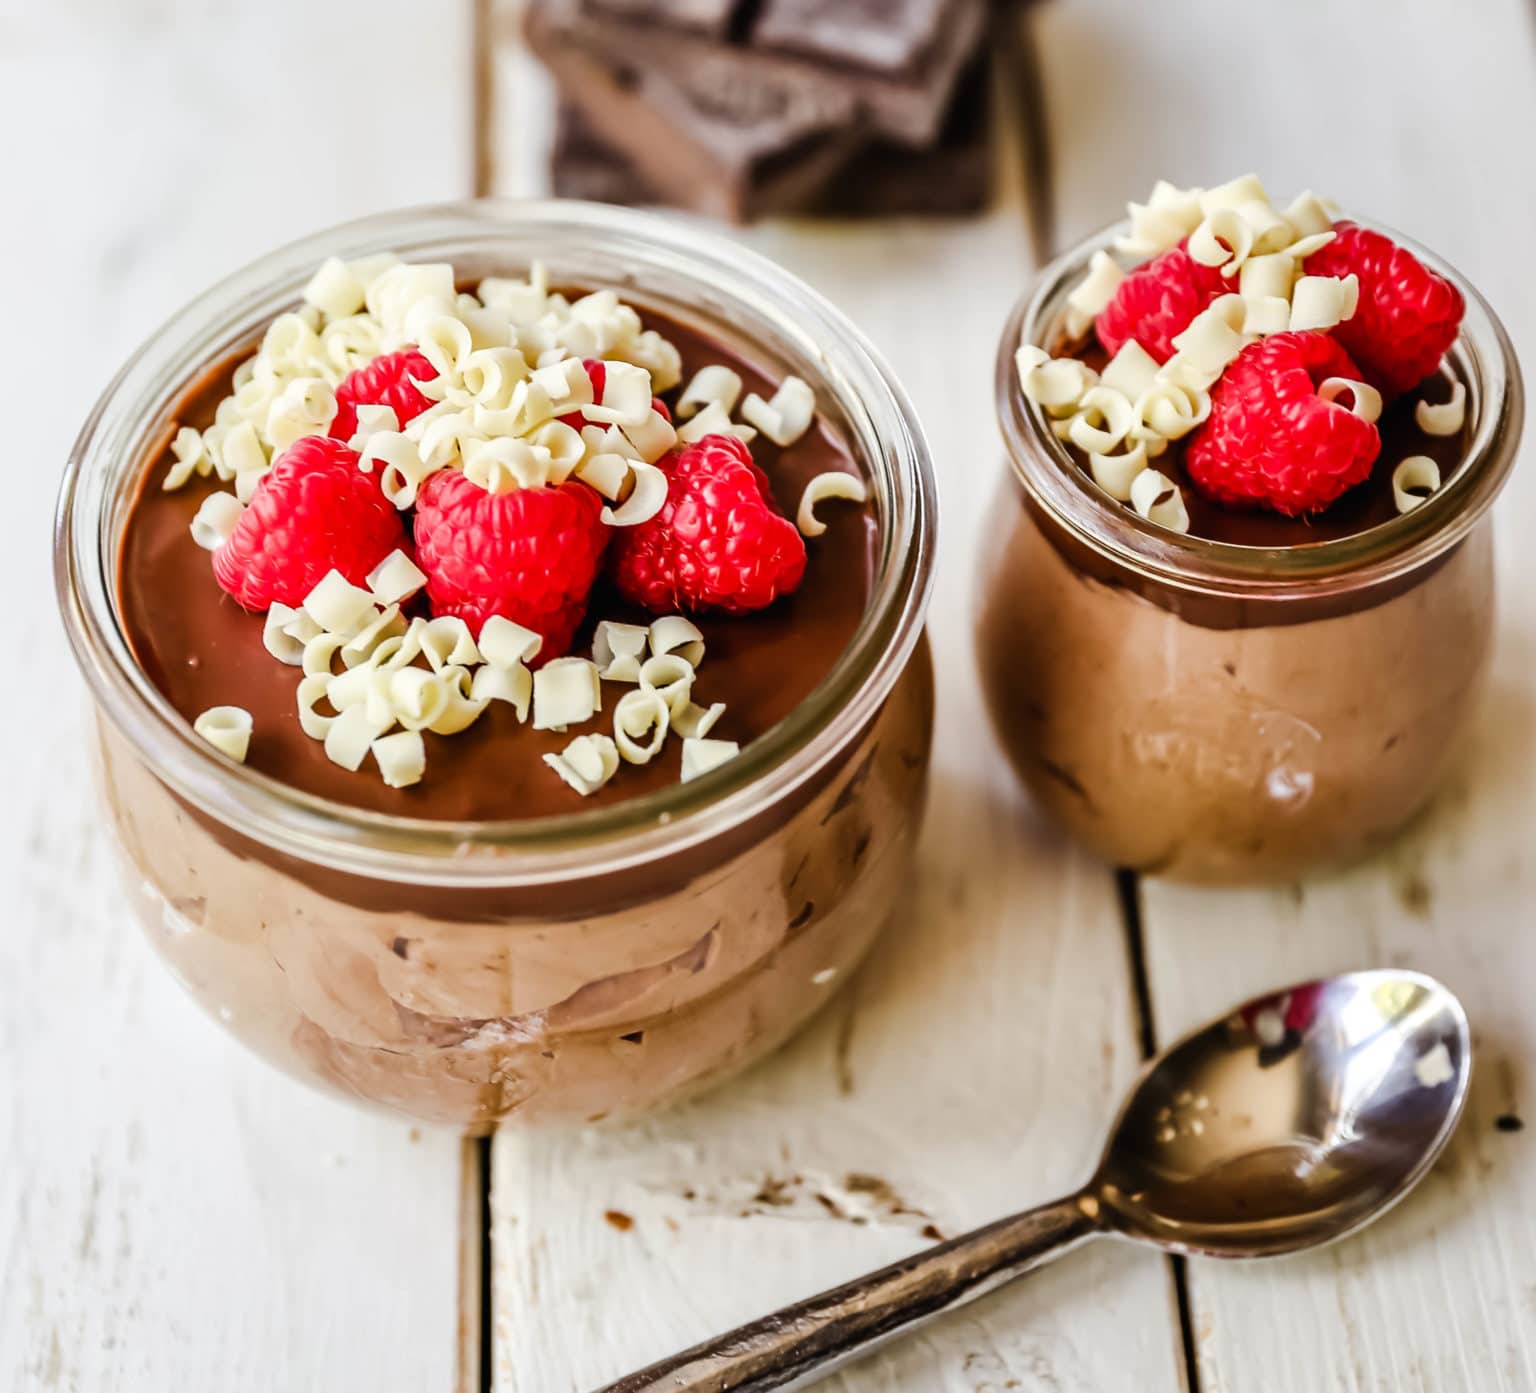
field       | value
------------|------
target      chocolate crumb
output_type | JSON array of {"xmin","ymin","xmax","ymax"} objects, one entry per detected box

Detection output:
[
  {"xmin": 921, "ymin": 1224, "xmax": 944, "ymax": 1242},
  {"xmin": 1221, "ymin": 661, "xmax": 1237, "ymax": 677},
  {"xmin": 852, "ymin": 830, "xmax": 872, "ymax": 865},
  {"xmin": 619, "ymin": 1030, "xmax": 646, "ymax": 1044},
  {"xmin": 604, "ymin": 1210, "xmax": 635, "ymax": 1232},
  {"xmin": 788, "ymin": 901, "xmax": 815, "ymax": 930},
  {"xmin": 541, "ymin": 1050, "xmax": 555, "ymax": 1059},
  {"xmin": 391, "ymin": 936, "xmax": 411, "ymax": 959},
  {"xmin": 1495, "ymin": 1113, "xmax": 1524, "ymax": 1133}
]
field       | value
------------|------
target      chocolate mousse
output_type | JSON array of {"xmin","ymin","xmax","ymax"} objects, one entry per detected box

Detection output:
[
  {"xmin": 980, "ymin": 173, "xmax": 1521, "ymax": 881},
  {"xmin": 118, "ymin": 270, "xmax": 876, "ymax": 819}
]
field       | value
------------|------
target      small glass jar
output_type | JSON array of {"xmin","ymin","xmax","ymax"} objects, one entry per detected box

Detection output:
[
  {"xmin": 979, "ymin": 220, "xmax": 1522, "ymax": 883},
  {"xmin": 57, "ymin": 202, "xmax": 937, "ymax": 1131}
]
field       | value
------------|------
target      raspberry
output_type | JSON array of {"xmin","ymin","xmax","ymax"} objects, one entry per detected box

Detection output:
[
  {"xmin": 412, "ymin": 469, "xmax": 609, "ymax": 659},
  {"xmin": 213, "ymin": 436, "xmax": 406, "ymax": 611},
  {"xmin": 610, "ymin": 434, "xmax": 806, "ymax": 614},
  {"xmin": 331, "ymin": 349, "xmax": 438, "ymax": 442},
  {"xmin": 1095, "ymin": 244, "xmax": 1230, "ymax": 363},
  {"xmin": 1184, "ymin": 332, "xmax": 1381, "ymax": 516},
  {"xmin": 1302, "ymin": 221, "xmax": 1464, "ymax": 397}
]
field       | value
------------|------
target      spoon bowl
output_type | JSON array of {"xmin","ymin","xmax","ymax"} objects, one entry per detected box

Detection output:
[
  {"xmin": 597, "ymin": 969, "xmax": 1472, "ymax": 1393},
  {"xmin": 1094, "ymin": 969, "xmax": 1471, "ymax": 1257}
]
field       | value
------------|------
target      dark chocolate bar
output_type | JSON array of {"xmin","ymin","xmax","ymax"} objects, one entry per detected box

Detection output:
[{"xmin": 540, "ymin": 0, "xmax": 986, "ymax": 146}]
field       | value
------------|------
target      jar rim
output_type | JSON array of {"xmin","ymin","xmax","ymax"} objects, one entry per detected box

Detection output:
[
  {"xmin": 56, "ymin": 199, "xmax": 937, "ymax": 886},
  {"xmin": 995, "ymin": 216, "xmax": 1523, "ymax": 601}
]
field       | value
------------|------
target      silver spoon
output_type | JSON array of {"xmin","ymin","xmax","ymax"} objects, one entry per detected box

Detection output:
[{"xmin": 595, "ymin": 969, "xmax": 1470, "ymax": 1393}]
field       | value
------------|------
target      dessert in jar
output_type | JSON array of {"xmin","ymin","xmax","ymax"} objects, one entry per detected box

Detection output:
[
  {"xmin": 56, "ymin": 202, "xmax": 936, "ymax": 1129},
  {"xmin": 979, "ymin": 174, "xmax": 1522, "ymax": 882}
]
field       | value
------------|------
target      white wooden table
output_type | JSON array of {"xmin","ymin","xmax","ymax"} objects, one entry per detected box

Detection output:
[{"xmin": 4, "ymin": 3, "xmax": 1534, "ymax": 1389}]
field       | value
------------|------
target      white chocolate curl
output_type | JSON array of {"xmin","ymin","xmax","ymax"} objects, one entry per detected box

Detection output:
[
  {"xmin": 478, "ymin": 615, "xmax": 543, "ymax": 669},
  {"xmin": 601, "ymin": 459, "xmax": 669, "ymax": 527},
  {"xmin": 193, "ymin": 706, "xmax": 253, "ymax": 763},
  {"xmin": 639, "ymin": 653, "xmax": 695, "ymax": 712},
  {"xmin": 262, "ymin": 604, "xmax": 308, "ymax": 666},
  {"xmin": 677, "ymin": 365, "xmax": 743, "ymax": 420},
  {"xmin": 648, "ymin": 615, "xmax": 706, "ymax": 668},
  {"xmin": 1088, "ymin": 441, "xmax": 1148, "ymax": 502},
  {"xmin": 1170, "ymin": 296, "xmax": 1250, "ymax": 375},
  {"xmin": 470, "ymin": 662, "xmax": 532, "ymax": 722},
  {"xmin": 1289, "ymin": 275, "xmax": 1359, "ymax": 333},
  {"xmin": 1392, "ymin": 456, "xmax": 1442, "ymax": 513},
  {"xmin": 190, "ymin": 492, "xmax": 245, "ymax": 552},
  {"xmin": 1067, "ymin": 387, "xmax": 1136, "ymax": 455},
  {"xmin": 1066, "ymin": 250, "xmax": 1124, "ymax": 321},
  {"xmin": 532, "ymin": 657, "xmax": 602, "ymax": 731},
  {"xmin": 742, "ymin": 375, "xmax": 816, "ymax": 447},
  {"xmin": 371, "ymin": 730, "xmax": 426, "ymax": 788},
  {"xmin": 1129, "ymin": 469, "xmax": 1191, "ymax": 533},
  {"xmin": 1101, "ymin": 341, "xmax": 1160, "ymax": 401},
  {"xmin": 544, "ymin": 734, "xmax": 620, "ymax": 796},
  {"xmin": 613, "ymin": 688, "xmax": 671, "ymax": 764},
  {"xmin": 1416, "ymin": 381, "xmax": 1466, "ymax": 436},
  {"xmin": 593, "ymin": 621, "xmax": 649, "ymax": 681},
  {"xmin": 1188, "ymin": 208, "xmax": 1255, "ymax": 277},
  {"xmin": 367, "ymin": 550, "xmax": 427, "ymax": 605},
  {"xmin": 796, "ymin": 471, "xmax": 869, "ymax": 538},
  {"xmin": 681, "ymin": 737, "xmax": 740, "ymax": 783},
  {"xmin": 1317, "ymin": 377, "xmax": 1383, "ymax": 426},
  {"xmin": 672, "ymin": 699, "xmax": 727, "ymax": 740},
  {"xmin": 304, "ymin": 571, "xmax": 377, "ymax": 636},
  {"xmin": 1016, "ymin": 346, "xmax": 1098, "ymax": 410}
]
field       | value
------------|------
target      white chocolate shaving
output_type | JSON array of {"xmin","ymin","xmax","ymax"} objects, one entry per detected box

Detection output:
[
  {"xmin": 620, "ymin": 409, "xmax": 678, "ymax": 465},
  {"xmin": 681, "ymin": 737, "xmax": 740, "ymax": 783},
  {"xmin": 1088, "ymin": 441, "xmax": 1149, "ymax": 502},
  {"xmin": 593, "ymin": 621, "xmax": 650, "ymax": 681},
  {"xmin": 1188, "ymin": 208, "xmax": 1255, "ymax": 276},
  {"xmin": 301, "ymin": 631, "xmax": 347, "ymax": 678},
  {"xmin": 613, "ymin": 688, "xmax": 671, "ymax": 764},
  {"xmin": 262, "ymin": 604, "xmax": 309, "ymax": 666},
  {"xmin": 1130, "ymin": 469, "xmax": 1191, "ymax": 533},
  {"xmin": 189, "ymin": 491, "xmax": 245, "ymax": 551},
  {"xmin": 671, "ymin": 699, "xmax": 727, "ymax": 740},
  {"xmin": 1392, "ymin": 456, "xmax": 1442, "ymax": 513},
  {"xmin": 193, "ymin": 706, "xmax": 252, "ymax": 763},
  {"xmin": 1416, "ymin": 381, "xmax": 1467, "ymax": 436},
  {"xmin": 796, "ymin": 471, "xmax": 869, "ymax": 538},
  {"xmin": 745, "ymin": 376, "xmax": 816, "ymax": 447},
  {"xmin": 164, "ymin": 427, "xmax": 209, "ymax": 491},
  {"xmin": 543, "ymin": 734, "xmax": 620, "ymax": 796},
  {"xmin": 639, "ymin": 653, "xmax": 695, "ymax": 711},
  {"xmin": 470, "ymin": 662, "xmax": 532, "ymax": 721},
  {"xmin": 676, "ymin": 400, "xmax": 737, "ymax": 445},
  {"xmin": 1238, "ymin": 253, "xmax": 1297, "ymax": 302},
  {"xmin": 324, "ymin": 702, "xmax": 396, "ymax": 772},
  {"xmin": 304, "ymin": 571, "xmax": 377, "ymax": 636},
  {"xmin": 1101, "ymin": 341, "xmax": 1160, "ymax": 402},
  {"xmin": 1318, "ymin": 377, "xmax": 1383, "ymax": 426},
  {"xmin": 478, "ymin": 614, "xmax": 543, "ymax": 669},
  {"xmin": 1170, "ymin": 296, "xmax": 1250, "ymax": 374},
  {"xmin": 648, "ymin": 616, "xmax": 705, "ymax": 668},
  {"xmin": 1241, "ymin": 295, "xmax": 1292, "ymax": 337},
  {"xmin": 1016, "ymin": 345, "xmax": 1099, "ymax": 411},
  {"xmin": 601, "ymin": 459, "xmax": 669, "ymax": 527},
  {"xmin": 296, "ymin": 673, "xmax": 336, "ymax": 739},
  {"xmin": 426, "ymin": 666, "xmax": 488, "ymax": 735},
  {"xmin": 418, "ymin": 616, "xmax": 481, "ymax": 671},
  {"xmin": 1066, "ymin": 250, "xmax": 1124, "ymax": 320},
  {"xmin": 341, "ymin": 604, "xmax": 404, "ymax": 666},
  {"xmin": 1067, "ymin": 387, "xmax": 1136, "ymax": 455},
  {"xmin": 677, "ymin": 365, "xmax": 743, "ymax": 420},
  {"xmin": 304, "ymin": 257, "xmax": 366, "ymax": 320},
  {"xmin": 1289, "ymin": 274, "xmax": 1359, "ymax": 333},
  {"xmin": 367, "ymin": 550, "xmax": 428, "ymax": 606},
  {"xmin": 1199, "ymin": 174, "xmax": 1270, "ymax": 215},
  {"xmin": 1115, "ymin": 180, "xmax": 1204, "ymax": 257},
  {"xmin": 582, "ymin": 361, "xmax": 654, "ymax": 429},
  {"xmin": 532, "ymin": 657, "xmax": 602, "ymax": 731},
  {"xmin": 386, "ymin": 668, "xmax": 451, "ymax": 731},
  {"xmin": 371, "ymin": 730, "xmax": 426, "ymax": 788},
  {"xmin": 1284, "ymin": 191, "xmax": 1334, "ymax": 239}
]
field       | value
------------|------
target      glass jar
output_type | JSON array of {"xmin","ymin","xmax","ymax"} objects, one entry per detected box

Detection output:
[
  {"xmin": 57, "ymin": 202, "xmax": 937, "ymax": 1131},
  {"xmin": 979, "ymin": 221, "xmax": 1521, "ymax": 883}
]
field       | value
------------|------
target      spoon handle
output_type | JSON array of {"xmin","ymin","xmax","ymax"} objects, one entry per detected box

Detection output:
[{"xmin": 590, "ymin": 1194, "xmax": 1098, "ymax": 1393}]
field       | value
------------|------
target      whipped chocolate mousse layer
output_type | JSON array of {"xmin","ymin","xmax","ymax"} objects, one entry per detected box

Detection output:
[
  {"xmin": 119, "ymin": 307, "xmax": 877, "ymax": 821},
  {"xmin": 1061, "ymin": 335, "xmax": 1471, "ymax": 548}
]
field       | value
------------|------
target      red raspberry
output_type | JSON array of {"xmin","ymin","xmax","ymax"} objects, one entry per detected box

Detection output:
[
  {"xmin": 1095, "ymin": 244, "xmax": 1230, "ymax": 363},
  {"xmin": 1185, "ymin": 332, "xmax": 1381, "ymax": 516},
  {"xmin": 1302, "ymin": 221, "xmax": 1464, "ymax": 397},
  {"xmin": 412, "ymin": 470, "xmax": 608, "ymax": 659},
  {"xmin": 610, "ymin": 434, "xmax": 806, "ymax": 614},
  {"xmin": 213, "ymin": 436, "xmax": 406, "ymax": 611},
  {"xmin": 330, "ymin": 349, "xmax": 438, "ymax": 442}
]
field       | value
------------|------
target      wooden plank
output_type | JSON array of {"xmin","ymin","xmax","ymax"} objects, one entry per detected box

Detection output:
[
  {"xmin": 0, "ymin": 6, "xmax": 473, "ymax": 1390},
  {"xmin": 1036, "ymin": 1, "xmax": 1536, "ymax": 1388},
  {"xmin": 486, "ymin": 17, "xmax": 1186, "ymax": 1391}
]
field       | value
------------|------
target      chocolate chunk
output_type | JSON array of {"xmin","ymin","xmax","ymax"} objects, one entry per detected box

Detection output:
[
  {"xmin": 534, "ymin": 0, "xmax": 983, "ymax": 146},
  {"xmin": 530, "ymin": 2, "xmax": 863, "ymax": 221}
]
